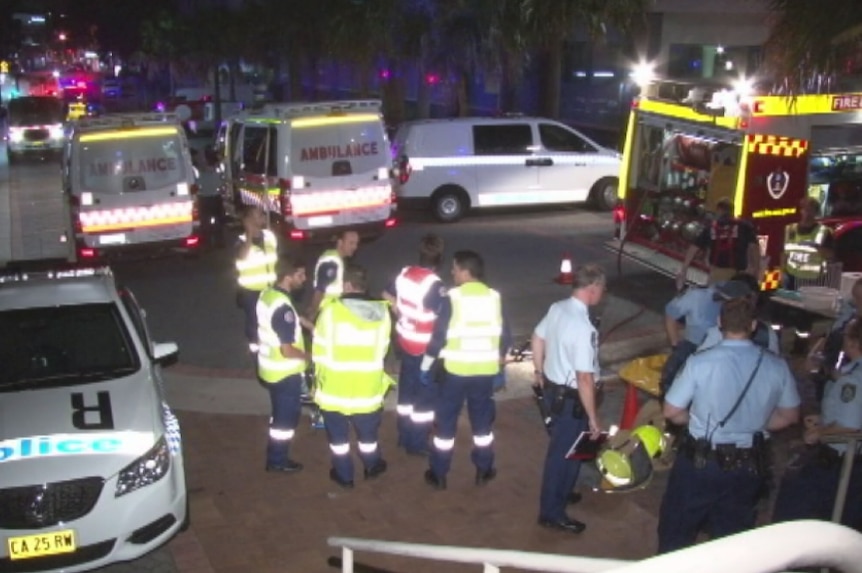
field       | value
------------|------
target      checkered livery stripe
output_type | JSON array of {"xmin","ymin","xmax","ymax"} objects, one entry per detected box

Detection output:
[
  {"xmin": 238, "ymin": 185, "xmax": 392, "ymax": 216},
  {"xmin": 761, "ymin": 269, "xmax": 782, "ymax": 291},
  {"xmin": 238, "ymin": 187, "xmax": 279, "ymax": 212},
  {"xmin": 162, "ymin": 403, "xmax": 182, "ymax": 454},
  {"xmin": 79, "ymin": 201, "xmax": 193, "ymax": 232},
  {"xmin": 746, "ymin": 134, "xmax": 808, "ymax": 157}
]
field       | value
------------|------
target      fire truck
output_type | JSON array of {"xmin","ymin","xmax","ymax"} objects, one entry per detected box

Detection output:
[{"xmin": 611, "ymin": 81, "xmax": 862, "ymax": 289}]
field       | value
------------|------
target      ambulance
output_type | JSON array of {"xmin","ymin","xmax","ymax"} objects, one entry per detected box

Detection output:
[
  {"xmin": 63, "ymin": 113, "xmax": 200, "ymax": 261},
  {"xmin": 610, "ymin": 80, "xmax": 862, "ymax": 289},
  {"xmin": 216, "ymin": 100, "xmax": 396, "ymax": 241}
]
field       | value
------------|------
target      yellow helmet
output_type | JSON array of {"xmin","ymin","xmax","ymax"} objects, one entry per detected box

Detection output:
[
  {"xmin": 631, "ymin": 425, "xmax": 666, "ymax": 458},
  {"xmin": 596, "ymin": 449, "xmax": 632, "ymax": 487}
]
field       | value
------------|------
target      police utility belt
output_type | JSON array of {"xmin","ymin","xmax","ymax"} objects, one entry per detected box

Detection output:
[
  {"xmin": 542, "ymin": 376, "xmax": 586, "ymax": 419},
  {"xmin": 678, "ymin": 349, "xmax": 770, "ymax": 474}
]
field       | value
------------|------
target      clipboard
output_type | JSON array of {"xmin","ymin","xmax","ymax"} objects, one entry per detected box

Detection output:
[{"xmin": 565, "ymin": 431, "xmax": 610, "ymax": 460}]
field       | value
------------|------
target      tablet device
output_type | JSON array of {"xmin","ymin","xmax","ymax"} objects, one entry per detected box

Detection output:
[{"xmin": 565, "ymin": 431, "xmax": 610, "ymax": 460}]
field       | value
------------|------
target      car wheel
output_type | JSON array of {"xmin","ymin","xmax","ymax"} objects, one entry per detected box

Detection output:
[
  {"xmin": 432, "ymin": 187, "xmax": 467, "ymax": 223},
  {"xmin": 590, "ymin": 177, "xmax": 618, "ymax": 211}
]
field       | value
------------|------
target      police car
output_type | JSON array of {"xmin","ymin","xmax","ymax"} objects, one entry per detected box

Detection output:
[{"xmin": 0, "ymin": 267, "xmax": 187, "ymax": 572}]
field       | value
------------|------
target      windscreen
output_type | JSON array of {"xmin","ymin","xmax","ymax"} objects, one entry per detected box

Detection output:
[
  {"xmin": 809, "ymin": 151, "xmax": 862, "ymax": 217},
  {"xmin": 0, "ymin": 303, "xmax": 139, "ymax": 390},
  {"xmin": 289, "ymin": 116, "xmax": 386, "ymax": 178},
  {"xmin": 76, "ymin": 129, "xmax": 189, "ymax": 194},
  {"xmin": 7, "ymin": 97, "xmax": 64, "ymax": 126}
]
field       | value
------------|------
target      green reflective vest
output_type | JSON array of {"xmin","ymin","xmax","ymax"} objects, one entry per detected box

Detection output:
[
  {"xmin": 236, "ymin": 229, "xmax": 278, "ymax": 291},
  {"xmin": 312, "ymin": 298, "xmax": 392, "ymax": 415},
  {"xmin": 314, "ymin": 249, "xmax": 344, "ymax": 301},
  {"xmin": 784, "ymin": 223, "xmax": 831, "ymax": 280},
  {"xmin": 257, "ymin": 287, "xmax": 306, "ymax": 383},
  {"xmin": 441, "ymin": 282, "xmax": 502, "ymax": 377}
]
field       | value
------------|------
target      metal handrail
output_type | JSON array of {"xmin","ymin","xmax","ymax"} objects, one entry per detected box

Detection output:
[
  {"xmin": 820, "ymin": 431, "xmax": 862, "ymax": 522},
  {"xmin": 329, "ymin": 521, "xmax": 862, "ymax": 573}
]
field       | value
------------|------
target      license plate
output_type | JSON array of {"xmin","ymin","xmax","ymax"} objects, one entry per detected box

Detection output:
[
  {"xmin": 7, "ymin": 530, "xmax": 76, "ymax": 561},
  {"xmin": 99, "ymin": 233, "xmax": 127, "ymax": 245},
  {"xmin": 307, "ymin": 215, "xmax": 333, "ymax": 227}
]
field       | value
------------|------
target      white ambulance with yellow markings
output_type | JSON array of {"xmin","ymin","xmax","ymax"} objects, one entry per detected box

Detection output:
[
  {"xmin": 0, "ymin": 266, "xmax": 187, "ymax": 572},
  {"xmin": 63, "ymin": 113, "xmax": 200, "ymax": 261},
  {"xmin": 610, "ymin": 80, "xmax": 862, "ymax": 289},
  {"xmin": 217, "ymin": 100, "xmax": 396, "ymax": 242}
]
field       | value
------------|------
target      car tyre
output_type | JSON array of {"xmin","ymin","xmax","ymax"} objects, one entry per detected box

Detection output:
[
  {"xmin": 432, "ymin": 186, "xmax": 468, "ymax": 223},
  {"xmin": 590, "ymin": 176, "xmax": 618, "ymax": 211}
]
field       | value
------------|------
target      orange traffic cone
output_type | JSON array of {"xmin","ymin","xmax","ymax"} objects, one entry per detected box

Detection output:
[
  {"xmin": 619, "ymin": 383, "xmax": 639, "ymax": 430},
  {"xmin": 554, "ymin": 253, "xmax": 574, "ymax": 285}
]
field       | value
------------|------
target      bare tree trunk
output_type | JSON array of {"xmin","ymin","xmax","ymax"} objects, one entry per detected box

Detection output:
[
  {"xmin": 288, "ymin": 48, "xmax": 302, "ymax": 102},
  {"xmin": 456, "ymin": 74, "xmax": 469, "ymax": 116},
  {"xmin": 213, "ymin": 62, "xmax": 222, "ymax": 128},
  {"xmin": 228, "ymin": 59, "xmax": 238, "ymax": 101},
  {"xmin": 540, "ymin": 42, "xmax": 564, "ymax": 118},
  {"xmin": 417, "ymin": 61, "xmax": 431, "ymax": 119}
]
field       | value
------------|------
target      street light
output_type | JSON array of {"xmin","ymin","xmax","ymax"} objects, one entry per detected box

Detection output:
[{"xmin": 58, "ymin": 32, "xmax": 67, "ymax": 41}]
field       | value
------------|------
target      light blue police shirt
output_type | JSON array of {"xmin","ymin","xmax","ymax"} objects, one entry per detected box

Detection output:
[
  {"xmin": 699, "ymin": 324, "xmax": 780, "ymax": 354},
  {"xmin": 665, "ymin": 285, "xmax": 722, "ymax": 345},
  {"xmin": 534, "ymin": 297, "xmax": 598, "ymax": 388},
  {"xmin": 821, "ymin": 357, "xmax": 862, "ymax": 454},
  {"xmin": 666, "ymin": 339, "xmax": 800, "ymax": 447},
  {"xmin": 831, "ymin": 300, "xmax": 858, "ymax": 333}
]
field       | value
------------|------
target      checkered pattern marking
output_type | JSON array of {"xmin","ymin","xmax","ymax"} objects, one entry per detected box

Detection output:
[{"xmin": 746, "ymin": 134, "xmax": 808, "ymax": 157}]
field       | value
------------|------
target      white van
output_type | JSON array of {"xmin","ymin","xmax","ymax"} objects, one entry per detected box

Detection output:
[
  {"xmin": 63, "ymin": 113, "xmax": 200, "ymax": 260},
  {"xmin": 216, "ymin": 100, "xmax": 396, "ymax": 241},
  {"xmin": 391, "ymin": 116, "xmax": 621, "ymax": 222}
]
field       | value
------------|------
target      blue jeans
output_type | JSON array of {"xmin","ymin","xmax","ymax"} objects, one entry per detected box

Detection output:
[
  {"xmin": 429, "ymin": 372, "xmax": 495, "ymax": 478},
  {"xmin": 265, "ymin": 373, "xmax": 304, "ymax": 466},
  {"xmin": 657, "ymin": 454, "xmax": 763, "ymax": 553},
  {"xmin": 322, "ymin": 409, "xmax": 383, "ymax": 483},
  {"xmin": 538, "ymin": 391, "xmax": 588, "ymax": 522}
]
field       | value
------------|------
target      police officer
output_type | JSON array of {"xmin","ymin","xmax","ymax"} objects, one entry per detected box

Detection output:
[
  {"xmin": 532, "ymin": 264, "xmax": 606, "ymax": 534},
  {"xmin": 382, "ymin": 233, "xmax": 447, "ymax": 455},
  {"xmin": 771, "ymin": 197, "xmax": 835, "ymax": 355},
  {"xmin": 307, "ymin": 230, "xmax": 360, "ymax": 321},
  {"xmin": 312, "ymin": 264, "xmax": 392, "ymax": 488},
  {"xmin": 236, "ymin": 205, "xmax": 278, "ymax": 353},
  {"xmin": 698, "ymin": 273, "xmax": 780, "ymax": 353},
  {"xmin": 420, "ymin": 250, "xmax": 511, "ymax": 490},
  {"xmin": 256, "ymin": 256, "xmax": 309, "ymax": 473},
  {"xmin": 676, "ymin": 198, "xmax": 760, "ymax": 291},
  {"xmin": 808, "ymin": 277, "xmax": 862, "ymax": 398},
  {"xmin": 194, "ymin": 145, "xmax": 226, "ymax": 249},
  {"xmin": 773, "ymin": 318, "xmax": 862, "ymax": 528},
  {"xmin": 657, "ymin": 297, "xmax": 801, "ymax": 553}
]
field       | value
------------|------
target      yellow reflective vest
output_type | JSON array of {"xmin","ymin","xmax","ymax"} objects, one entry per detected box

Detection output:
[
  {"xmin": 313, "ymin": 249, "xmax": 344, "ymax": 300},
  {"xmin": 312, "ymin": 297, "xmax": 392, "ymax": 415},
  {"xmin": 256, "ymin": 287, "xmax": 306, "ymax": 383},
  {"xmin": 441, "ymin": 282, "xmax": 502, "ymax": 377},
  {"xmin": 783, "ymin": 222, "xmax": 831, "ymax": 280},
  {"xmin": 236, "ymin": 229, "xmax": 278, "ymax": 291}
]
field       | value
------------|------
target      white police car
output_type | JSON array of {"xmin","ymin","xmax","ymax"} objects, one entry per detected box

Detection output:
[{"xmin": 0, "ymin": 267, "xmax": 187, "ymax": 572}]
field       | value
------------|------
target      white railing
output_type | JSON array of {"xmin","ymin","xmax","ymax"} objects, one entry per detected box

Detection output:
[{"xmin": 328, "ymin": 521, "xmax": 862, "ymax": 573}]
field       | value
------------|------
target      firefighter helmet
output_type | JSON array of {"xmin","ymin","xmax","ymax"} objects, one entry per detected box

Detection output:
[
  {"xmin": 631, "ymin": 424, "xmax": 666, "ymax": 458},
  {"xmin": 596, "ymin": 424, "xmax": 663, "ymax": 489}
]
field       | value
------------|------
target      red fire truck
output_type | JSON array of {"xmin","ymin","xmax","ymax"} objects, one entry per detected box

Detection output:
[{"xmin": 611, "ymin": 81, "xmax": 862, "ymax": 289}]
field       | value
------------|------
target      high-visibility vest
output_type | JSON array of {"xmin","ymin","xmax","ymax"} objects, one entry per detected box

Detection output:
[
  {"xmin": 313, "ymin": 298, "xmax": 392, "ymax": 415},
  {"xmin": 441, "ymin": 282, "xmax": 502, "ymax": 377},
  {"xmin": 256, "ymin": 288, "xmax": 306, "ymax": 383},
  {"xmin": 236, "ymin": 229, "xmax": 278, "ymax": 291},
  {"xmin": 314, "ymin": 249, "xmax": 344, "ymax": 300},
  {"xmin": 784, "ymin": 222, "xmax": 831, "ymax": 279},
  {"xmin": 395, "ymin": 266, "xmax": 441, "ymax": 356}
]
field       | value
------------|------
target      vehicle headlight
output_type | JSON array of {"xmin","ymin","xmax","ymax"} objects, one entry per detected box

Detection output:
[
  {"xmin": 49, "ymin": 124, "xmax": 65, "ymax": 140},
  {"xmin": 9, "ymin": 128, "xmax": 24, "ymax": 143},
  {"xmin": 115, "ymin": 436, "xmax": 171, "ymax": 497}
]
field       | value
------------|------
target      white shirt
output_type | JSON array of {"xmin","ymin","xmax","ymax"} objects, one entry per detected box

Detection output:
[{"xmin": 533, "ymin": 297, "xmax": 598, "ymax": 387}]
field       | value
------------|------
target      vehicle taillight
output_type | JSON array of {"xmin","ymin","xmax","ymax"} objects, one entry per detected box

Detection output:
[
  {"xmin": 69, "ymin": 194, "xmax": 83, "ymax": 233},
  {"xmin": 184, "ymin": 235, "xmax": 200, "ymax": 247},
  {"xmin": 385, "ymin": 217, "xmax": 397, "ymax": 228},
  {"xmin": 289, "ymin": 229, "xmax": 305, "ymax": 240},
  {"xmin": 190, "ymin": 183, "xmax": 200, "ymax": 222},
  {"xmin": 397, "ymin": 156, "xmax": 411, "ymax": 184},
  {"xmin": 279, "ymin": 178, "xmax": 292, "ymax": 217},
  {"xmin": 78, "ymin": 248, "xmax": 96, "ymax": 259}
]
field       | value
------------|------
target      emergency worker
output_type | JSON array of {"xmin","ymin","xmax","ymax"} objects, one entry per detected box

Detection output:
[
  {"xmin": 193, "ymin": 145, "xmax": 226, "ymax": 249},
  {"xmin": 235, "ymin": 205, "xmax": 278, "ymax": 353},
  {"xmin": 771, "ymin": 197, "xmax": 835, "ymax": 355},
  {"xmin": 658, "ymin": 297, "xmax": 801, "ymax": 553},
  {"xmin": 676, "ymin": 198, "xmax": 760, "ymax": 291},
  {"xmin": 420, "ymin": 250, "xmax": 512, "ymax": 490},
  {"xmin": 382, "ymin": 233, "xmax": 447, "ymax": 455},
  {"xmin": 313, "ymin": 264, "xmax": 392, "ymax": 488},
  {"xmin": 698, "ymin": 273, "xmax": 779, "ymax": 353},
  {"xmin": 773, "ymin": 318, "xmax": 862, "ymax": 529},
  {"xmin": 256, "ymin": 256, "xmax": 310, "ymax": 473},
  {"xmin": 307, "ymin": 230, "xmax": 360, "ymax": 321},
  {"xmin": 808, "ymin": 277, "xmax": 862, "ymax": 402},
  {"xmin": 531, "ymin": 264, "xmax": 606, "ymax": 534}
]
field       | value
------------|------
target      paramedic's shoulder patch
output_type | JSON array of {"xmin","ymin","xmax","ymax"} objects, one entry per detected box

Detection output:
[
  {"xmin": 841, "ymin": 383, "xmax": 856, "ymax": 403},
  {"xmin": 327, "ymin": 266, "xmax": 336, "ymax": 278},
  {"xmin": 283, "ymin": 308, "xmax": 295, "ymax": 323}
]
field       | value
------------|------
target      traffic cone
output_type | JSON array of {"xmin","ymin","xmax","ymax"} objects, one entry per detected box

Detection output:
[
  {"xmin": 619, "ymin": 384, "xmax": 639, "ymax": 430},
  {"xmin": 554, "ymin": 253, "xmax": 574, "ymax": 285}
]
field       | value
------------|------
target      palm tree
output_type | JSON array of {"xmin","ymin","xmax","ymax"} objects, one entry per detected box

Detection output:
[
  {"xmin": 139, "ymin": 11, "xmax": 192, "ymax": 101},
  {"xmin": 763, "ymin": 0, "xmax": 862, "ymax": 94}
]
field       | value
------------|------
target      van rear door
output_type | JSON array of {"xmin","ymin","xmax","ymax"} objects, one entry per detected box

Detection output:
[
  {"xmin": 473, "ymin": 123, "xmax": 540, "ymax": 208},
  {"xmin": 287, "ymin": 114, "xmax": 392, "ymax": 230}
]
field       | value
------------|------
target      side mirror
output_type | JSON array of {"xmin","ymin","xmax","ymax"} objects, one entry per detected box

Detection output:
[{"xmin": 153, "ymin": 341, "xmax": 179, "ymax": 365}]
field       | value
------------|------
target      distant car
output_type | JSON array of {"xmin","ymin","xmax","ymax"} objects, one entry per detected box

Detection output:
[
  {"xmin": 0, "ymin": 266, "xmax": 188, "ymax": 572},
  {"xmin": 4, "ymin": 95, "xmax": 66, "ymax": 162}
]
